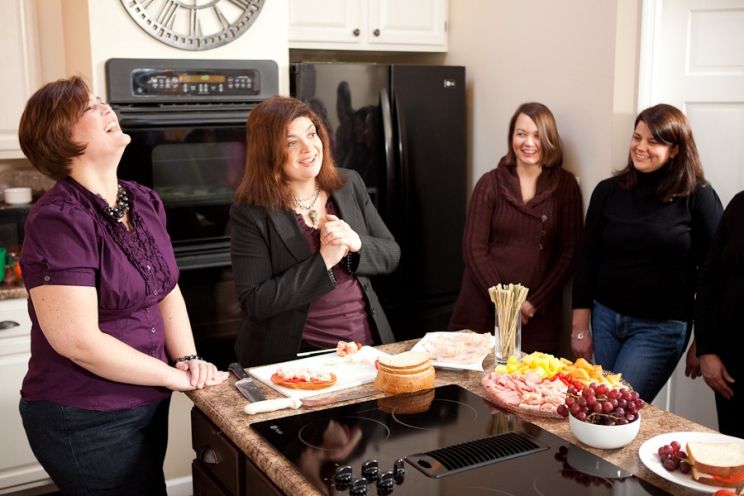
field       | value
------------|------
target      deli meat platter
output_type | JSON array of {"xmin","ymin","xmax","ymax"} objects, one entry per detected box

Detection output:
[{"xmin": 248, "ymin": 346, "xmax": 388, "ymax": 399}]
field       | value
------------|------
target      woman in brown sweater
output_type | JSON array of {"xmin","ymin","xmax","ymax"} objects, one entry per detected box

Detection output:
[{"xmin": 449, "ymin": 102, "xmax": 582, "ymax": 354}]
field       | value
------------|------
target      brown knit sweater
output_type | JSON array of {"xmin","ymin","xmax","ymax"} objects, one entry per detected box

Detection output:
[{"xmin": 449, "ymin": 159, "xmax": 583, "ymax": 352}]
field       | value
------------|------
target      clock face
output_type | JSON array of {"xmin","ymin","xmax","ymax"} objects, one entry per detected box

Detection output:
[{"xmin": 121, "ymin": 0, "xmax": 265, "ymax": 51}]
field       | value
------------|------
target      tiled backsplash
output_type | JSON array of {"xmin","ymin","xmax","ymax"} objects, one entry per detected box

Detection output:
[{"xmin": 0, "ymin": 160, "xmax": 55, "ymax": 200}]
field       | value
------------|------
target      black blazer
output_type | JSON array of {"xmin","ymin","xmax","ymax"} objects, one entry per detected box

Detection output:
[{"xmin": 230, "ymin": 169, "xmax": 400, "ymax": 366}]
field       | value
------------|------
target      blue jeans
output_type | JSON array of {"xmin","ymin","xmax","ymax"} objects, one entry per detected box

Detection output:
[
  {"xmin": 19, "ymin": 397, "xmax": 170, "ymax": 496},
  {"xmin": 592, "ymin": 301, "xmax": 687, "ymax": 402}
]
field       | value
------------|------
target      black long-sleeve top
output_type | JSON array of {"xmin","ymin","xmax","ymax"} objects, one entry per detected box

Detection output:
[
  {"xmin": 694, "ymin": 191, "xmax": 744, "ymax": 368},
  {"xmin": 572, "ymin": 170, "xmax": 722, "ymax": 321}
]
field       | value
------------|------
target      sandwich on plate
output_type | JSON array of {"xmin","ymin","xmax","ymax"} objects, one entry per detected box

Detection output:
[{"xmin": 686, "ymin": 440, "xmax": 744, "ymax": 488}]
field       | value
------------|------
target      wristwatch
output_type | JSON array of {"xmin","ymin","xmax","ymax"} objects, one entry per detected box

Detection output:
[{"xmin": 572, "ymin": 331, "xmax": 588, "ymax": 340}]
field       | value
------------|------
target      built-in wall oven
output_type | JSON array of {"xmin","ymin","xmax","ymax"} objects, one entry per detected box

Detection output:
[{"xmin": 106, "ymin": 58, "xmax": 279, "ymax": 369}]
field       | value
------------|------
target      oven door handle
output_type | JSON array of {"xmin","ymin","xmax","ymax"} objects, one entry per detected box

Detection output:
[{"xmin": 117, "ymin": 112, "xmax": 249, "ymax": 127}]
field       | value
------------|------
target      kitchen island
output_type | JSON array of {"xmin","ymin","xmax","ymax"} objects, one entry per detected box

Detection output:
[{"xmin": 188, "ymin": 340, "xmax": 715, "ymax": 496}]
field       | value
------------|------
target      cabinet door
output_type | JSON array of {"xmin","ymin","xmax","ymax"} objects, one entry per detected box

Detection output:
[
  {"xmin": 289, "ymin": 0, "xmax": 364, "ymax": 47},
  {"xmin": 368, "ymin": 0, "xmax": 448, "ymax": 50},
  {"xmin": 0, "ymin": 0, "xmax": 40, "ymax": 159},
  {"xmin": 0, "ymin": 338, "xmax": 51, "ymax": 490}
]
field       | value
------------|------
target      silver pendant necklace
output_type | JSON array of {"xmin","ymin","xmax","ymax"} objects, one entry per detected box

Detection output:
[{"xmin": 293, "ymin": 185, "xmax": 321, "ymax": 226}]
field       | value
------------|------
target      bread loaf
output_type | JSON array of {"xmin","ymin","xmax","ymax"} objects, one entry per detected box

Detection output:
[
  {"xmin": 378, "ymin": 388, "xmax": 435, "ymax": 414},
  {"xmin": 374, "ymin": 351, "xmax": 435, "ymax": 394}
]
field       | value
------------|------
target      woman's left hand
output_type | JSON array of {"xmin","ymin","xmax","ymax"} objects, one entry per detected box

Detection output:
[
  {"xmin": 175, "ymin": 359, "xmax": 229, "ymax": 389},
  {"xmin": 320, "ymin": 214, "xmax": 362, "ymax": 253}
]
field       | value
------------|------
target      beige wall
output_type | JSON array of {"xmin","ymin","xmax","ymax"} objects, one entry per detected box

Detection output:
[{"xmin": 442, "ymin": 0, "xmax": 641, "ymax": 207}]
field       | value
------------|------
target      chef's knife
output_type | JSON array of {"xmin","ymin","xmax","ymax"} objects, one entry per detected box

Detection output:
[
  {"xmin": 228, "ymin": 363, "xmax": 266, "ymax": 402},
  {"xmin": 243, "ymin": 386, "xmax": 381, "ymax": 415}
]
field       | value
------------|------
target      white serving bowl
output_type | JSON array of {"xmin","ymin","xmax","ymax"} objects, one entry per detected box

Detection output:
[
  {"xmin": 569, "ymin": 412, "xmax": 641, "ymax": 449},
  {"xmin": 4, "ymin": 187, "xmax": 32, "ymax": 205}
]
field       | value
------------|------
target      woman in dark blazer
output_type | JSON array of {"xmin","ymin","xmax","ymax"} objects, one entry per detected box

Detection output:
[
  {"xmin": 689, "ymin": 190, "xmax": 744, "ymax": 438},
  {"xmin": 231, "ymin": 96, "xmax": 400, "ymax": 367}
]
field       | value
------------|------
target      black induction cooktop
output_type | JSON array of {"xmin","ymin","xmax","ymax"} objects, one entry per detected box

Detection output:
[{"xmin": 251, "ymin": 384, "xmax": 670, "ymax": 495}]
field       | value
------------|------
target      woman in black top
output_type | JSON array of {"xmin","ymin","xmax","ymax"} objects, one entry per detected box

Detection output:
[
  {"xmin": 572, "ymin": 104, "xmax": 722, "ymax": 402},
  {"xmin": 689, "ymin": 191, "xmax": 744, "ymax": 437}
]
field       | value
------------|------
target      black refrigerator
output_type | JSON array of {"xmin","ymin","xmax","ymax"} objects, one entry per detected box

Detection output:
[{"xmin": 291, "ymin": 63, "xmax": 467, "ymax": 341}]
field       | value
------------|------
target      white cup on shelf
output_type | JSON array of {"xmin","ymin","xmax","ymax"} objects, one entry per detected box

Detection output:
[{"xmin": 4, "ymin": 187, "xmax": 32, "ymax": 205}]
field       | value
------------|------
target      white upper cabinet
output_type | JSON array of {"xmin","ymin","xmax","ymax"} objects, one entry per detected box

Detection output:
[
  {"xmin": 0, "ymin": 0, "xmax": 40, "ymax": 159},
  {"xmin": 289, "ymin": 0, "xmax": 448, "ymax": 52}
]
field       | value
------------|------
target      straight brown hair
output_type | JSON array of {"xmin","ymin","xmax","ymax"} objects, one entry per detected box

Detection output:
[
  {"xmin": 234, "ymin": 96, "xmax": 344, "ymax": 210},
  {"xmin": 18, "ymin": 76, "xmax": 90, "ymax": 180},
  {"xmin": 616, "ymin": 103, "xmax": 705, "ymax": 201},
  {"xmin": 504, "ymin": 102, "xmax": 563, "ymax": 169}
]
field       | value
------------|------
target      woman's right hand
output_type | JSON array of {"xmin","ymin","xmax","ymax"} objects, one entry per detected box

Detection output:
[
  {"xmin": 318, "ymin": 215, "xmax": 348, "ymax": 269},
  {"xmin": 571, "ymin": 309, "xmax": 594, "ymax": 361}
]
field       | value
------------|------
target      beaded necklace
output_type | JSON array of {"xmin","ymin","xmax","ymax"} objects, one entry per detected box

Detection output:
[{"xmin": 103, "ymin": 184, "xmax": 130, "ymax": 220}]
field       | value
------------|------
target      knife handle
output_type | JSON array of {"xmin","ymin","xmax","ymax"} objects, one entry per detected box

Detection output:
[
  {"xmin": 229, "ymin": 362, "xmax": 249, "ymax": 380},
  {"xmin": 244, "ymin": 397, "xmax": 302, "ymax": 415}
]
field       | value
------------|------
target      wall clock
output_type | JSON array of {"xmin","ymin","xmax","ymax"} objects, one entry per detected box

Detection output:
[{"xmin": 120, "ymin": 0, "xmax": 265, "ymax": 51}]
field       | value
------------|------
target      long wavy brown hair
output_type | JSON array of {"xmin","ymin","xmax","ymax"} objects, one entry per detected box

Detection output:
[
  {"xmin": 616, "ymin": 104, "xmax": 706, "ymax": 201},
  {"xmin": 235, "ymin": 96, "xmax": 344, "ymax": 210},
  {"xmin": 503, "ymin": 102, "xmax": 563, "ymax": 169}
]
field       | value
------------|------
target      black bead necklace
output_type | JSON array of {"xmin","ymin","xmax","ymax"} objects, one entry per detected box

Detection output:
[{"xmin": 104, "ymin": 184, "xmax": 130, "ymax": 220}]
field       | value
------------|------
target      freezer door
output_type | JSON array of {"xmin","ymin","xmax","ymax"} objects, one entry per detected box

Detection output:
[
  {"xmin": 291, "ymin": 63, "xmax": 391, "ymax": 214},
  {"xmin": 390, "ymin": 65, "xmax": 467, "ymax": 303}
]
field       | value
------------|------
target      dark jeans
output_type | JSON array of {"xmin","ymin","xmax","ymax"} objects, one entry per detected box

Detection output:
[
  {"xmin": 19, "ymin": 397, "xmax": 170, "ymax": 496},
  {"xmin": 592, "ymin": 301, "xmax": 687, "ymax": 403}
]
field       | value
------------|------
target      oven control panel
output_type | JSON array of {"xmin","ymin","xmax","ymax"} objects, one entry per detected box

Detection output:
[
  {"xmin": 106, "ymin": 59, "xmax": 278, "ymax": 104},
  {"xmin": 132, "ymin": 68, "xmax": 260, "ymax": 97}
]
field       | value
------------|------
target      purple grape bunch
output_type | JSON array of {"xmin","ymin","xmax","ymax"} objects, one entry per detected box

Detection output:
[{"xmin": 556, "ymin": 382, "xmax": 646, "ymax": 425}]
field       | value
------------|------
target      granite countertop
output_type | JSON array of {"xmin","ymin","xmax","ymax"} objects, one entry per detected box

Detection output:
[
  {"xmin": 188, "ymin": 341, "xmax": 714, "ymax": 496},
  {"xmin": 0, "ymin": 285, "xmax": 27, "ymax": 300}
]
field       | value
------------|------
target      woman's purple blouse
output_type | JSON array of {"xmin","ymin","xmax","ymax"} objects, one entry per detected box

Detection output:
[{"xmin": 20, "ymin": 178, "xmax": 178, "ymax": 411}]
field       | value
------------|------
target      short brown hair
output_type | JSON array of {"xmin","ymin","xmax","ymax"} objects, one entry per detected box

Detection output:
[
  {"xmin": 18, "ymin": 76, "xmax": 90, "ymax": 180},
  {"xmin": 235, "ymin": 96, "xmax": 344, "ymax": 209},
  {"xmin": 616, "ymin": 103, "xmax": 705, "ymax": 201},
  {"xmin": 504, "ymin": 102, "xmax": 563, "ymax": 169}
]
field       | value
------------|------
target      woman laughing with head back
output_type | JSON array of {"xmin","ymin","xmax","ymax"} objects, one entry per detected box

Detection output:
[{"xmin": 17, "ymin": 76, "xmax": 228, "ymax": 495}]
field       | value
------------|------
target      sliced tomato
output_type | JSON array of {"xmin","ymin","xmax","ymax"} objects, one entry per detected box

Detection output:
[
  {"xmin": 711, "ymin": 473, "xmax": 744, "ymax": 485},
  {"xmin": 374, "ymin": 358, "xmax": 379, "ymax": 370},
  {"xmin": 713, "ymin": 490, "xmax": 739, "ymax": 496}
]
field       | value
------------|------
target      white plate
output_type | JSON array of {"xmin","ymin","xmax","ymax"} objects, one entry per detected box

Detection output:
[
  {"xmin": 247, "ymin": 346, "xmax": 388, "ymax": 399},
  {"xmin": 639, "ymin": 431, "xmax": 744, "ymax": 493},
  {"xmin": 411, "ymin": 331, "xmax": 494, "ymax": 371}
]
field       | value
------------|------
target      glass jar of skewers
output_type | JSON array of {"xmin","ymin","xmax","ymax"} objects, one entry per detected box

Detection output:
[{"xmin": 489, "ymin": 283, "xmax": 529, "ymax": 365}]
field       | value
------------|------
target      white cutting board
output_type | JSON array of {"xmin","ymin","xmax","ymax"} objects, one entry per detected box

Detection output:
[{"xmin": 247, "ymin": 346, "xmax": 388, "ymax": 399}]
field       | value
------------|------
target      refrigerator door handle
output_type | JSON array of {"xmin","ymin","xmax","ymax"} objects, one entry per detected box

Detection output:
[
  {"xmin": 379, "ymin": 88, "xmax": 395, "ymax": 217},
  {"xmin": 391, "ymin": 88, "xmax": 410, "ymax": 263}
]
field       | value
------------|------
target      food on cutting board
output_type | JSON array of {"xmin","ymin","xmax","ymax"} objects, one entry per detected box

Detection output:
[
  {"xmin": 556, "ymin": 382, "xmax": 645, "ymax": 425},
  {"xmin": 336, "ymin": 340, "xmax": 363, "ymax": 357},
  {"xmin": 481, "ymin": 372, "xmax": 567, "ymax": 417},
  {"xmin": 686, "ymin": 441, "xmax": 744, "ymax": 488},
  {"xmin": 417, "ymin": 331, "xmax": 493, "ymax": 364},
  {"xmin": 374, "ymin": 351, "xmax": 435, "ymax": 394},
  {"xmin": 270, "ymin": 367, "xmax": 337, "ymax": 390}
]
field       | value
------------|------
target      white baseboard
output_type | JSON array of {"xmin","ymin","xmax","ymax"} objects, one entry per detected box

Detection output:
[{"xmin": 166, "ymin": 476, "xmax": 192, "ymax": 496}]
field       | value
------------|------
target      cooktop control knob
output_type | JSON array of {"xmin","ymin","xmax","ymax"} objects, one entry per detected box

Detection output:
[
  {"xmin": 361, "ymin": 459, "xmax": 379, "ymax": 481},
  {"xmin": 376, "ymin": 470, "xmax": 395, "ymax": 495},
  {"xmin": 393, "ymin": 459, "xmax": 405, "ymax": 484},
  {"xmin": 350, "ymin": 477, "xmax": 368, "ymax": 496},
  {"xmin": 334, "ymin": 465, "xmax": 353, "ymax": 489}
]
